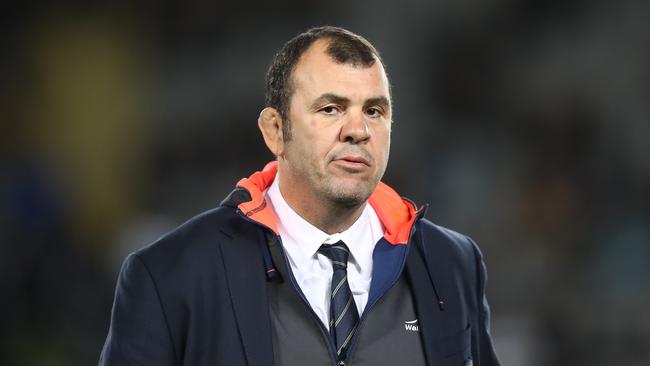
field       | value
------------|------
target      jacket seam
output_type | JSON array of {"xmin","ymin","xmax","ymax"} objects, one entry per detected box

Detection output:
[
  {"xmin": 469, "ymin": 238, "xmax": 487, "ymax": 319},
  {"xmin": 132, "ymin": 253, "xmax": 180, "ymax": 365},
  {"xmin": 467, "ymin": 235, "xmax": 487, "ymax": 361}
]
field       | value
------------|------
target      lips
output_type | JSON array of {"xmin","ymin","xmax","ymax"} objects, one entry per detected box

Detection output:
[
  {"xmin": 337, "ymin": 155, "xmax": 370, "ymax": 166},
  {"xmin": 330, "ymin": 153, "xmax": 372, "ymax": 173}
]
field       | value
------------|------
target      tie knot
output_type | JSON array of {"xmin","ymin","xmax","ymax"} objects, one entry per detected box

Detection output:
[{"xmin": 318, "ymin": 241, "xmax": 350, "ymax": 269}]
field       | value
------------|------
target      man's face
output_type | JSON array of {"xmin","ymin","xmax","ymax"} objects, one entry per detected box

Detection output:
[{"xmin": 279, "ymin": 39, "xmax": 392, "ymax": 208}]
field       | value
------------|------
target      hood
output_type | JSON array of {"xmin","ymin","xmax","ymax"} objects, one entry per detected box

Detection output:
[{"xmin": 233, "ymin": 161, "xmax": 420, "ymax": 245}]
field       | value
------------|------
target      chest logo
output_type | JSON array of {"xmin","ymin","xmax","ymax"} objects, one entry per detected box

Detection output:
[{"xmin": 404, "ymin": 319, "xmax": 420, "ymax": 332}]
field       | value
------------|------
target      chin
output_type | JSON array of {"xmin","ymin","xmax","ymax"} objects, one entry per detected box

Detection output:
[
  {"xmin": 318, "ymin": 175, "xmax": 378, "ymax": 207},
  {"xmin": 330, "ymin": 194, "xmax": 365, "ymax": 207},
  {"xmin": 327, "ymin": 186, "xmax": 374, "ymax": 207}
]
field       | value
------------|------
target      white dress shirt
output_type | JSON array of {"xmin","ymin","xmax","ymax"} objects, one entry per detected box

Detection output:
[{"xmin": 265, "ymin": 176, "xmax": 384, "ymax": 330}]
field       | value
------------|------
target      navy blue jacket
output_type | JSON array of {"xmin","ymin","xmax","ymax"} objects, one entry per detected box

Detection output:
[{"xmin": 99, "ymin": 163, "xmax": 500, "ymax": 366}]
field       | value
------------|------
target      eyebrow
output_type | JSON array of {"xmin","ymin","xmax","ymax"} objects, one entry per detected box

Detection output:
[
  {"xmin": 310, "ymin": 93, "xmax": 392, "ymax": 112},
  {"xmin": 365, "ymin": 96, "xmax": 391, "ymax": 110},
  {"xmin": 310, "ymin": 93, "xmax": 350, "ymax": 110}
]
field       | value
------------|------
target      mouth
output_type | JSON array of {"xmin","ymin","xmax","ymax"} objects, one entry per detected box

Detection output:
[
  {"xmin": 337, "ymin": 155, "xmax": 370, "ymax": 166},
  {"xmin": 332, "ymin": 155, "xmax": 371, "ymax": 171}
]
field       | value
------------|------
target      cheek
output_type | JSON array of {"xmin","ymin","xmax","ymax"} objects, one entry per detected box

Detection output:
[
  {"xmin": 303, "ymin": 127, "xmax": 338, "ymax": 156},
  {"xmin": 288, "ymin": 135, "xmax": 327, "ymax": 164},
  {"xmin": 374, "ymin": 128, "xmax": 391, "ymax": 157}
]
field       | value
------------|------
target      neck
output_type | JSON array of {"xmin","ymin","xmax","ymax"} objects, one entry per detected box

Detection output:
[
  {"xmin": 305, "ymin": 200, "xmax": 366, "ymax": 235},
  {"xmin": 277, "ymin": 177, "xmax": 367, "ymax": 235}
]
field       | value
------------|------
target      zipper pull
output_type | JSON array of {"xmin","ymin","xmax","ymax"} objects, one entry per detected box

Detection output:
[{"xmin": 337, "ymin": 361, "xmax": 345, "ymax": 366}]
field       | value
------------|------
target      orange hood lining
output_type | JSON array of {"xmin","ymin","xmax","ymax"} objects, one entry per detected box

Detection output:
[{"xmin": 236, "ymin": 161, "xmax": 418, "ymax": 245}]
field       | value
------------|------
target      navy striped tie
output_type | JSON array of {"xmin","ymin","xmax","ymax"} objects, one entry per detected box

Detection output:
[{"xmin": 319, "ymin": 241, "xmax": 359, "ymax": 362}]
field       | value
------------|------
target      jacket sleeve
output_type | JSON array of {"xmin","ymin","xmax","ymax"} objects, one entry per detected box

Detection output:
[
  {"xmin": 99, "ymin": 253, "xmax": 177, "ymax": 366},
  {"xmin": 469, "ymin": 237, "xmax": 501, "ymax": 366}
]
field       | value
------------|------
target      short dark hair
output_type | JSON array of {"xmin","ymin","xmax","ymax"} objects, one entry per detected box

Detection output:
[{"xmin": 265, "ymin": 26, "xmax": 386, "ymax": 139}]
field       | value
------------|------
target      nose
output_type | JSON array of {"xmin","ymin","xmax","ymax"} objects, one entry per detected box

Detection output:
[{"xmin": 340, "ymin": 110, "xmax": 370, "ymax": 144}]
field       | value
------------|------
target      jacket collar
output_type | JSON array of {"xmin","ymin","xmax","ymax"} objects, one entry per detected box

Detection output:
[{"xmin": 231, "ymin": 161, "xmax": 420, "ymax": 245}]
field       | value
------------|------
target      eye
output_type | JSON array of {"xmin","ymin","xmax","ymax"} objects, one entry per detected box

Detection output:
[
  {"xmin": 319, "ymin": 105, "xmax": 340, "ymax": 115},
  {"xmin": 366, "ymin": 107, "xmax": 383, "ymax": 118}
]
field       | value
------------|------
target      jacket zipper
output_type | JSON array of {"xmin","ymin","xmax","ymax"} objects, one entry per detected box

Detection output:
[
  {"xmin": 276, "ymin": 237, "xmax": 341, "ymax": 366},
  {"xmin": 343, "ymin": 244, "xmax": 413, "ymax": 364},
  {"xmin": 237, "ymin": 209, "xmax": 339, "ymax": 366},
  {"xmin": 343, "ymin": 214, "xmax": 422, "ymax": 365},
  {"xmin": 237, "ymin": 208, "xmax": 422, "ymax": 366}
]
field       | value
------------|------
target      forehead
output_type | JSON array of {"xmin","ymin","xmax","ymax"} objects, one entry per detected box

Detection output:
[{"xmin": 290, "ymin": 40, "xmax": 391, "ymax": 102}]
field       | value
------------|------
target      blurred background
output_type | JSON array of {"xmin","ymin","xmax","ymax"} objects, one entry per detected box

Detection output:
[{"xmin": 1, "ymin": 0, "xmax": 649, "ymax": 365}]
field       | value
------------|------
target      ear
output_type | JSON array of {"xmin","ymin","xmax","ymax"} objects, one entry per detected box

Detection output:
[{"xmin": 258, "ymin": 107, "xmax": 286, "ymax": 157}]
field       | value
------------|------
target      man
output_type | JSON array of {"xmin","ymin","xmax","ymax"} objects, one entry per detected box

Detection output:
[{"xmin": 99, "ymin": 26, "xmax": 500, "ymax": 366}]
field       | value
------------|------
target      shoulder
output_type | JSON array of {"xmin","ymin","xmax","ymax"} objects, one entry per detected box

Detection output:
[
  {"xmin": 126, "ymin": 205, "xmax": 254, "ymax": 279},
  {"xmin": 413, "ymin": 218, "xmax": 487, "ymax": 283},
  {"xmin": 416, "ymin": 218, "xmax": 481, "ymax": 259}
]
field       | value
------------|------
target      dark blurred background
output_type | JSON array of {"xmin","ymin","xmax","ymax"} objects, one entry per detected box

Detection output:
[{"xmin": 1, "ymin": 0, "xmax": 649, "ymax": 365}]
